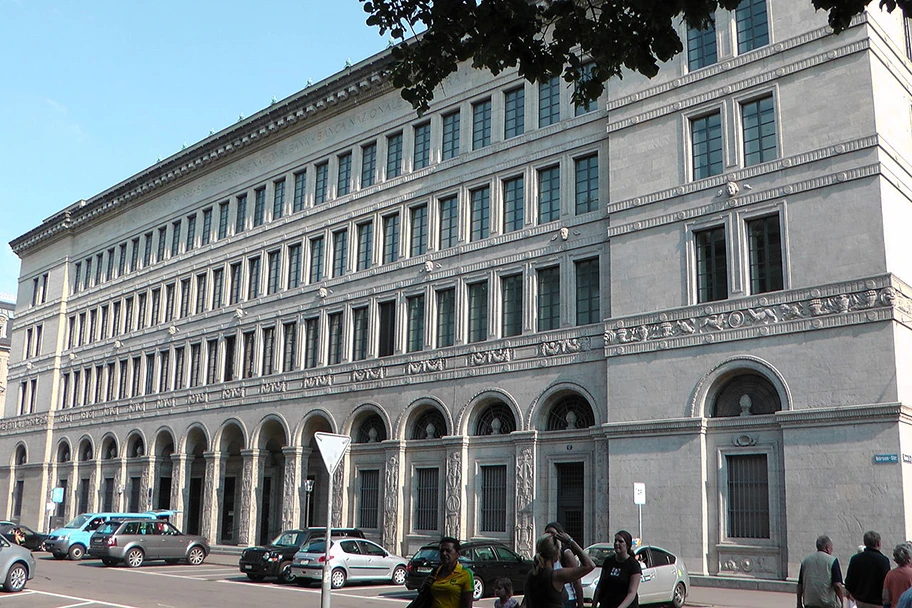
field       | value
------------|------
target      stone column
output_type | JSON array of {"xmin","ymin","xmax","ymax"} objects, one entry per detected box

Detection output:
[
  {"xmin": 238, "ymin": 449, "xmax": 262, "ymax": 546},
  {"xmin": 332, "ymin": 465, "xmax": 344, "ymax": 528},
  {"xmin": 281, "ymin": 447, "xmax": 303, "ymax": 530},
  {"xmin": 67, "ymin": 460, "xmax": 78, "ymax": 521},
  {"xmin": 170, "ymin": 453, "xmax": 189, "ymax": 530},
  {"xmin": 201, "ymin": 452, "xmax": 225, "ymax": 542},
  {"xmin": 382, "ymin": 442, "xmax": 405, "ymax": 553},
  {"xmin": 444, "ymin": 438, "xmax": 468, "ymax": 540},
  {"xmin": 141, "ymin": 456, "xmax": 155, "ymax": 511},
  {"xmin": 593, "ymin": 436, "xmax": 609, "ymax": 543},
  {"xmin": 514, "ymin": 437, "xmax": 536, "ymax": 558},
  {"xmin": 89, "ymin": 460, "xmax": 100, "ymax": 512}
]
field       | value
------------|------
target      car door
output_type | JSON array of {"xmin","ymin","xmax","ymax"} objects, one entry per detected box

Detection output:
[
  {"xmin": 644, "ymin": 548, "xmax": 678, "ymax": 602},
  {"xmin": 338, "ymin": 539, "xmax": 366, "ymax": 580},
  {"xmin": 634, "ymin": 548, "xmax": 659, "ymax": 604},
  {"xmin": 157, "ymin": 522, "xmax": 186, "ymax": 558},
  {"xmin": 494, "ymin": 545, "xmax": 531, "ymax": 593},
  {"xmin": 358, "ymin": 540, "xmax": 392, "ymax": 580},
  {"xmin": 136, "ymin": 521, "xmax": 161, "ymax": 559},
  {"xmin": 471, "ymin": 545, "xmax": 500, "ymax": 591}
]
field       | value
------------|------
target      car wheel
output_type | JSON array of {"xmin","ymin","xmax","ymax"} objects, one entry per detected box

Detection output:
[
  {"xmin": 3, "ymin": 563, "xmax": 28, "ymax": 593},
  {"xmin": 67, "ymin": 544, "xmax": 85, "ymax": 561},
  {"xmin": 246, "ymin": 573, "xmax": 265, "ymax": 582},
  {"xmin": 126, "ymin": 548, "xmax": 145, "ymax": 568},
  {"xmin": 331, "ymin": 568, "xmax": 347, "ymax": 589},
  {"xmin": 187, "ymin": 546, "xmax": 206, "ymax": 566},
  {"xmin": 277, "ymin": 561, "xmax": 296, "ymax": 584},
  {"xmin": 102, "ymin": 558, "xmax": 118, "ymax": 567},
  {"xmin": 671, "ymin": 582, "xmax": 686, "ymax": 608},
  {"xmin": 392, "ymin": 565, "xmax": 407, "ymax": 585},
  {"xmin": 472, "ymin": 577, "xmax": 485, "ymax": 601}
]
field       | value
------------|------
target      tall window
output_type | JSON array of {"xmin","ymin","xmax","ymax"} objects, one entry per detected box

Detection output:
[
  {"xmin": 501, "ymin": 274, "xmax": 523, "ymax": 337},
  {"xmin": 407, "ymin": 294, "xmax": 425, "ymax": 352},
  {"xmin": 164, "ymin": 284, "xmax": 175, "ymax": 322},
  {"xmin": 253, "ymin": 187, "xmax": 266, "ymax": 227},
  {"xmin": 212, "ymin": 268, "xmax": 224, "ymax": 308},
  {"xmin": 267, "ymin": 250, "xmax": 281, "ymax": 294},
  {"xmin": 503, "ymin": 176, "xmax": 524, "ymax": 233},
  {"xmin": 357, "ymin": 222, "xmax": 373, "ymax": 271},
  {"xmin": 383, "ymin": 214, "xmax": 400, "ymax": 264},
  {"xmin": 314, "ymin": 162, "xmax": 329, "ymax": 204},
  {"xmin": 229, "ymin": 262, "xmax": 242, "ymax": 305},
  {"xmin": 337, "ymin": 152, "xmax": 352, "ymax": 196},
  {"xmin": 332, "ymin": 229, "xmax": 348, "ymax": 278},
  {"xmin": 185, "ymin": 214, "xmax": 197, "ymax": 250},
  {"xmin": 359, "ymin": 469, "xmax": 380, "ymax": 529},
  {"xmin": 691, "ymin": 112, "xmax": 723, "ymax": 179},
  {"xmin": 327, "ymin": 312, "xmax": 344, "ymax": 365},
  {"xmin": 361, "ymin": 143, "xmax": 377, "ymax": 187},
  {"xmin": 726, "ymin": 454, "xmax": 770, "ymax": 539},
  {"xmin": 201, "ymin": 208, "xmax": 213, "ymax": 245},
  {"xmin": 439, "ymin": 196, "xmax": 458, "ymax": 249},
  {"xmin": 83, "ymin": 257, "xmax": 92, "ymax": 290},
  {"xmin": 143, "ymin": 232, "xmax": 153, "ymax": 267},
  {"xmin": 118, "ymin": 243, "xmax": 127, "ymax": 276},
  {"xmin": 736, "ymin": 0, "xmax": 769, "ymax": 54},
  {"xmin": 575, "ymin": 258, "xmax": 600, "ymax": 325},
  {"xmin": 575, "ymin": 154, "xmax": 599, "ymax": 214},
  {"xmin": 539, "ymin": 75, "xmax": 561, "ymax": 127},
  {"xmin": 442, "ymin": 111, "xmax": 460, "ymax": 160},
  {"xmin": 235, "ymin": 194, "xmax": 247, "ymax": 234},
  {"xmin": 470, "ymin": 187, "xmax": 490, "ymax": 241},
  {"xmin": 262, "ymin": 326, "xmax": 276, "ymax": 375},
  {"xmin": 242, "ymin": 331, "xmax": 256, "ymax": 378},
  {"xmin": 538, "ymin": 165, "xmax": 560, "ymax": 224},
  {"xmin": 574, "ymin": 62, "xmax": 597, "ymax": 115},
  {"xmin": 282, "ymin": 321, "xmax": 297, "ymax": 372},
  {"xmin": 130, "ymin": 238, "xmax": 139, "ymax": 271},
  {"xmin": 387, "ymin": 132, "xmax": 403, "ymax": 178},
  {"xmin": 747, "ymin": 215, "xmax": 783, "ymax": 294},
  {"xmin": 537, "ymin": 266, "xmax": 560, "ymax": 331},
  {"xmin": 687, "ymin": 20, "xmax": 718, "ymax": 71},
  {"xmin": 414, "ymin": 122, "xmax": 431, "ymax": 170},
  {"xmin": 195, "ymin": 273, "xmax": 208, "ymax": 315},
  {"xmin": 468, "ymin": 281, "xmax": 488, "ymax": 343},
  {"xmin": 309, "ymin": 236, "xmax": 325, "ymax": 283},
  {"xmin": 436, "ymin": 288, "xmax": 456, "ymax": 348},
  {"xmin": 247, "ymin": 256, "xmax": 261, "ymax": 299},
  {"xmin": 293, "ymin": 171, "xmax": 306, "ymax": 212},
  {"xmin": 287, "ymin": 244, "xmax": 302, "ymax": 289},
  {"xmin": 504, "ymin": 86, "xmax": 525, "ymax": 138},
  {"xmin": 304, "ymin": 318, "xmax": 320, "ymax": 368},
  {"xmin": 212, "ymin": 338, "xmax": 225, "ymax": 382},
  {"xmin": 472, "ymin": 98, "xmax": 492, "ymax": 150},
  {"xmin": 378, "ymin": 301, "xmax": 396, "ymax": 357},
  {"xmin": 150, "ymin": 289, "xmax": 161, "ymax": 326},
  {"xmin": 218, "ymin": 202, "xmax": 230, "ymax": 239},
  {"xmin": 352, "ymin": 307, "xmax": 369, "ymax": 361},
  {"xmin": 742, "ymin": 96, "xmax": 777, "ymax": 166},
  {"xmin": 171, "ymin": 221, "xmax": 182, "ymax": 257},
  {"xmin": 410, "ymin": 205, "xmax": 428, "ymax": 256},
  {"xmin": 480, "ymin": 465, "xmax": 507, "ymax": 532},
  {"xmin": 273, "ymin": 179, "xmax": 285, "ymax": 220},
  {"xmin": 415, "ymin": 467, "xmax": 439, "ymax": 531},
  {"xmin": 696, "ymin": 226, "xmax": 728, "ymax": 303},
  {"xmin": 189, "ymin": 344, "xmax": 201, "ymax": 388}
]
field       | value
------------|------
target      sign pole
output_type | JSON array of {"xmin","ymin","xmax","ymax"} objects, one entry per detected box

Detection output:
[
  {"xmin": 322, "ymin": 471, "xmax": 334, "ymax": 608},
  {"xmin": 633, "ymin": 482, "xmax": 646, "ymax": 545},
  {"xmin": 314, "ymin": 432, "xmax": 351, "ymax": 608}
]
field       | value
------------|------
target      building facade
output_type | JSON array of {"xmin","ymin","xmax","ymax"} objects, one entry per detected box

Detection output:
[{"xmin": 4, "ymin": 0, "xmax": 912, "ymax": 582}]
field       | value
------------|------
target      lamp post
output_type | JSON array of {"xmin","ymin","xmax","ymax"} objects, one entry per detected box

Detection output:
[{"xmin": 303, "ymin": 479, "xmax": 314, "ymax": 527}]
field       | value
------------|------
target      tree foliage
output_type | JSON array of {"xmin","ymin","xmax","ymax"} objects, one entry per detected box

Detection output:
[{"xmin": 361, "ymin": 0, "xmax": 912, "ymax": 113}]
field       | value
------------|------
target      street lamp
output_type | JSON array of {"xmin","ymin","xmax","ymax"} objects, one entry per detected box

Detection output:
[{"xmin": 303, "ymin": 479, "xmax": 315, "ymax": 527}]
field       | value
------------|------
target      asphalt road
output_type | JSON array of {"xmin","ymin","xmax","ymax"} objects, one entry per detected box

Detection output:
[{"xmin": 11, "ymin": 551, "xmax": 794, "ymax": 608}]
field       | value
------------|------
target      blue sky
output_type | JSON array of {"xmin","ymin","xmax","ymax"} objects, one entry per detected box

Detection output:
[{"xmin": 0, "ymin": 0, "xmax": 392, "ymax": 302}]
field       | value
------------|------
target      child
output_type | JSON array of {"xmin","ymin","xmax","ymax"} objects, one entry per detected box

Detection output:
[{"xmin": 494, "ymin": 577, "xmax": 518, "ymax": 608}]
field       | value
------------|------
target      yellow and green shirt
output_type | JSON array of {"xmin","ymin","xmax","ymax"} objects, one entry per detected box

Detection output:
[{"xmin": 430, "ymin": 563, "xmax": 474, "ymax": 608}]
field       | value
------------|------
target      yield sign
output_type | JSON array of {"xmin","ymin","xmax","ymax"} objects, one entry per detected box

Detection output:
[{"xmin": 315, "ymin": 432, "xmax": 351, "ymax": 475}]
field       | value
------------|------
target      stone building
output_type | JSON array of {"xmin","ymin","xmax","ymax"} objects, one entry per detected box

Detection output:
[{"xmin": 3, "ymin": 0, "xmax": 912, "ymax": 583}]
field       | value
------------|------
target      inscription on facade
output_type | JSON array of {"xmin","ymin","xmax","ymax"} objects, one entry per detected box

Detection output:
[
  {"xmin": 353, "ymin": 368, "xmax": 384, "ymax": 382},
  {"xmin": 187, "ymin": 393, "xmax": 208, "ymax": 405},
  {"xmin": 0, "ymin": 414, "xmax": 48, "ymax": 432},
  {"xmin": 221, "ymin": 387, "xmax": 247, "ymax": 399},
  {"xmin": 155, "ymin": 398, "xmax": 176, "ymax": 409}
]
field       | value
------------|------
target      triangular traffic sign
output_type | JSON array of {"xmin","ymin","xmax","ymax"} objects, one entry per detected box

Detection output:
[{"xmin": 314, "ymin": 432, "xmax": 351, "ymax": 474}]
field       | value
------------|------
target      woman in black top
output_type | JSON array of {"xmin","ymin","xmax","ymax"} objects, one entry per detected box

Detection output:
[
  {"xmin": 592, "ymin": 530, "xmax": 641, "ymax": 608},
  {"xmin": 522, "ymin": 531, "xmax": 594, "ymax": 608}
]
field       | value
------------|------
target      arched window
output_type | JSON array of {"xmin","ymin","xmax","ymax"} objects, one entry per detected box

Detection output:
[
  {"xmin": 57, "ymin": 444, "xmax": 70, "ymax": 463},
  {"xmin": 546, "ymin": 395, "xmax": 595, "ymax": 431},
  {"xmin": 130, "ymin": 437, "xmax": 145, "ymax": 458},
  {"xmin": 411, "ymin": 409, "xmax": 447, "ymax": 440},
  {"xmin": 356, "ymin": 413, "xmax": 388, "ymax": 443},
  {"xmin": 79, "ymin": 443, "xmax": 93, "ymax": 462},
  {"xmin": 712, "ymin": 373, "xmax": 781, "ymax": 417},
  {"xmin": 474, "ymin": 401, "xmax": 517, "ymax": 435},
  {"xmin": 14, "ymin": 446, "xmax": 26, "ymax": 466},
  {"xmin": 102, "ymin": 440, "xmax": 117, "ymax": 460}
]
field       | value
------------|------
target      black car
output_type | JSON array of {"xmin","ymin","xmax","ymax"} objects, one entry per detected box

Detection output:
[
  {"xmin": 238, "ymin": 527, "xmax": 364, "ymax": 584},
  {"xmin": 405, "ymin": 541, "xmax": 533, "ymax": 601},
  {"xmin": 0, "ymin": 523, "xmax": 47, "ymax": 552}
]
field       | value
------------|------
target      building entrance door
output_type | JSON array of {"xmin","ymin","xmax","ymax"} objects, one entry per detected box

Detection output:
[
  {"xmin": 187, "ymin": 477, "xmax": 202, "ymax": 535},
  {"xmin": 220, "ymin": 476, "xmax": 236, "ymax": 543},
  {"xmin": 555, "ymin": 462, "xmax": 585, "ymax": 546}
]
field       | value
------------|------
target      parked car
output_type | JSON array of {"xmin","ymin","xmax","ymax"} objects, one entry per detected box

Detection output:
[
  {"xmin": 580, "ymin": 544, "xmax": 689, "ymax": 608},
  {"xmin": 0, "ymin": 523, "xmax": 48, "ymax": 552},
  {"xmin": 87, "ymin": 518, "xmax": 209, "ymax": 567},
  {"xmin": 290, "ymin": 537, "xmax": 408, "ymax": 588},
  {"xmin": 45, "ymin": 511, "xmax": 168, "ymax": 560},
  {"xmin": 405, "ymin": 540, "xmax": 533, "ymax": 601},
  {"xmin": 0, "ymin": 534, "xmax": 35, "ymax": 592},
  {"xmin": 238, "ymin": 527, "xmax": 364, "ymax": 583}
]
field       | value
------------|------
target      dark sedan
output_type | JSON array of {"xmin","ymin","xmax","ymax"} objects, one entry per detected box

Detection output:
[
  {"xmin": 405, "ymin": 541, "xmax": 533, "ymax": 601},
  {"xmin": 0, "ymin": 523, "xmax": 47, "ymax": 552}
]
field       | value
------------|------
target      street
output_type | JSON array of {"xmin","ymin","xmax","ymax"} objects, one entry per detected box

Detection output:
[{"xmin": 9, "ymin": 551, "xmax": 795, "ymax": 608}]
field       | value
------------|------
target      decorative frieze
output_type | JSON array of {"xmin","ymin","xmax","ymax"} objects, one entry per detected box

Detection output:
[
  {"xmin": 353, "ymin": 368, "xmax": 384, "ymax": 382},
  {"xmin": 382, "ymin": 453, "xmax": 399, "ymax": 551},
  {"xmin": 407, "ymin": 359, "xmax": 446, "ymax": 375},
  {"xmin": 514, "ymin": 447, "xmax": 535, "ymax": 558},
  {"xmin": 469, "ymin": 348, "xmax": 514, "ymax": 367},
  {"xmin": 260, "ymin": 380, "xmax": 288, "ymax": 394},
  {"xmin": 303, "ymin": 375, "xmax": 332, "ymax": 389},
  {"xmin": 445, "ymin": 450, "xmax": 462, "ymax": 540},
  {"xmin": 221, "ymin": 386, "xmax": 247, "ymax": 399},
  {"xmin": 187, "ymin": 392, "xmax": 208, "ymax": 405},
  {"xmin": 0, "ymin": 413, "xmax": 48, "ymax": 433},
  {"xmin": 540, "ymin": 338, "xmax": 589, "ymax": 357}
]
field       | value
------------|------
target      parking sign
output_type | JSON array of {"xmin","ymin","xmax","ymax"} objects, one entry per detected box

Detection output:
[{"xmin": 634, "ymin": 482, "xmax": 646, "ymax": 505}]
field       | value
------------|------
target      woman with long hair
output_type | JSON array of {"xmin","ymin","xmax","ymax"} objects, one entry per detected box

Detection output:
[
  {"xmin": 523, "ymin": 530, "xmax": 594, "ymax": 608},
  {"xmin": 544, "ymin": 521, "xmax": 586, "ymax": 608},
  {"xmin": 592, "ymin": 530, "xmax": 641, "ymax": 608}
]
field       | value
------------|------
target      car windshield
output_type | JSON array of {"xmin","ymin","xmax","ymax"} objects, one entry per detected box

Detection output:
[
  {"xmin": 271, "ymin": 531, "xmax": 305, "ymax": 547},
  {"xmin": 96, "ymin": 522, "xmax": 121, "ymax": 534},
  {"xmin": 301, "ymin": 540, "xmax": 328, "ymax": 553},
  {"xmin": 586, "ymin": 546, "xmax": 616, "ymax": 567},
  {"xmin": 63, "ymin": 514, "xmax": 93, "ymax": 529},
  {"xmin": 413, "ymin": 547, "xmax": 440, "ymax": 560}
]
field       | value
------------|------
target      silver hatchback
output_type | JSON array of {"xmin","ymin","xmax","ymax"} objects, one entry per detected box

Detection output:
[
  {"xmin": 0, "ymin": 534, "xmax": 35, "ymax": 592},
  {"xmin": 89, "ymin": 519, "xmax": 209, "ymax": 568},
  {"xmin": 291, "ymin": 537, "xmax": 408, "ymax": 588}
]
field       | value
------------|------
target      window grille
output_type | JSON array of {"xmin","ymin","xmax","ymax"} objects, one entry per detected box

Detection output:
[
  {"xmin": 475, "ymin": 402, "xmax": 517, "ymax": 435},
  {"xmin": 442, "ymin": 111, "xmax": 460, "ymax": 160},
  {"xmin": 414, "ymin": 123, "xmax": 431, "ymax": 169},
  {"xmin": 726, "ymin": 454, "xmax": 770, "ymax": 539},
  {"xmin": 539, "ymin": 76, "xmax": 560, "ymax": 127},
  {"xmin": 359, "ymin": 470, "xmax": 380, "ymax": 529},
  {"xmin": 273, "ymin": 179, "xmax": 285, "ymax": 219},
  {"xmin": 480, "ymin": 465, "xmax": 508, "ymax": 532},
  {"xmin": 361, "ymin": 143, "xmax": 377, "ymax": 187},
  {"xmin": 687, "ymin": 19, "xmax": 717, "ymax": 71},
  {"xmin": 713, "ymin": 373, "xmax": 781, "ymax": 417},
  {"xmin": 315, "ymin": 162, "xmax": 329, "ymax": 204},
  {"xmin": 415, "ymin": 467, "xmax": 439, "ymax": 531},
  {"xmin": 387, "ymin": 133, "xmax": 403, "ymax": 178},
  {"xmin": 412, "ymin": 409, "xmax": 446, "ymax": 440},
  {"xmin": 338, "ymin": 153, "xmax": 352, "ymax": 196},
  {"xmin": 357, "ymin": 413, "xmax": 388, "ymax": 443},
  {"xmin": 504, "ymin": 87, "xmax": 525, "ymax": 138},
  {"xmin": 472, "ymin": 99, "xmax": 492, "ymax": 149},
  {"xmin": 547, "ymin": 396, "xmax": 595, "ymax": 430}
]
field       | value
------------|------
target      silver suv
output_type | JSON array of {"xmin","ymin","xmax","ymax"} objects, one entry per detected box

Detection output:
[
  {"xmin": 88, "ymin": 519, "xmax": 208, "ymax": 568},
  {"xmin": 0, "ymin": 534, "xmax": 34, "ymax": 592}
]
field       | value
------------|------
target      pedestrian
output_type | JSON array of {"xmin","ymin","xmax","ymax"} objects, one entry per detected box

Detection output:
[
  {"xmin": 884, "ymin": 543, "xmax": 912, "ymax": 608},
  {"xmin": 428, "ymin": 537, "xmax": 473, "ymax": 608},
  {"xmin": 494, "ymin": 578, "xmax": 518, "ymax": 608},
  {"xmin": 796, "ymin": 535, "xmax": 844, "ymax": 608},
  {"xmin": 845, "ymin": 530, "xmax": 891, "ymax": 608},
  {"xmin": 11, "ymin": 527, "xmax": 25, "ymax": 546},
  {"xmin": 544, "ymin": 521, "xmax": 586, "ymax": 608},
  {"xmin": 592, "ymin": 530, "xmax": 641, "ymax": 608},
  {"xmin": 523, "ymin": 531, "xmax": 594, "ymax": 608},
  {"xmin": 897, "ymin": 584, "xmax": 912, "ymax": 608}
]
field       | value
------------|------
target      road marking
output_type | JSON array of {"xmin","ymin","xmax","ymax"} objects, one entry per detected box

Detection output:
[
  {"xmin": 27, "ymin": 589, "xmax": 141, "ymax": 608},
  {"xmin": 58, "ymin": 602, "xmax": 94, "ymax": 608},
  {"xmin": 215, "ymin": 579, "xmax": 412, "ymax": 602}
]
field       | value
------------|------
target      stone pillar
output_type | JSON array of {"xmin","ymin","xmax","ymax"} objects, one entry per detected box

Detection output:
[
  {"xmin": 382, "ymin": 442, "xmax": 405, "ymax": 553},
  {"xmin": 89, "ymin": 460, "xmax": 100, "ymax": 512},
  {"xmin": 514, "ymin": 438, "xmax": 536, "ymax": 558},
  {"xmin": 201, "ymin": 452, "xmax": 224, "ymax": 542},
  {"xmin": 238, "ymin": 449, "xmax": 262, "ymax": 546},
  {"xmin": 67, "ymin": 461, "xmax": 78, "ymax": 521},
  {"xmin": 115, "ymin": 458, "xmax": 127, "ymax": 512},
  {"xmin": 300, "ymin": 447, "xmax": 313, "ymax": 528},
  {"xmin": 332, "ymin": 465, "xmax": 344, "ymax": 528},
  {"xmin": 170, "ymin": 453, "xmax": 189, "ymax": 530},
  {"xmin": 141, "ymin": 456, "xmax": 155, "ymax": 511},
  {"xmin": 444, "ymin": 439, "xmax": 468, "ymax": 540},
  {"xmin": 281, "ymin": 447, "xmax": 303, "ymax": 530},
  {"xmin": 593, "ymin": 436, "xmax": 609, "ymax": 544}
]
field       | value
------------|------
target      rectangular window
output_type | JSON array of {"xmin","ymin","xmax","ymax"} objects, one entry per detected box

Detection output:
[
  {"xmin": 575, "ymin": 62, "xmax": 597, "ymax": 115},
  {"xmin": 736, "ymin": 0, "xmax": 769, "ymax": 54},
  {"xmin": 413, "ymin": 122, "xmax": 431, "ymax": 170},
  {"xmin": 501, "ymin": 274, "xmax": 523, "ymax": 337},
  {"xmin": 415, "ymin": 467, "xmax": 439, "ymax": 531},
  {"xmin": 407, "ymin": 294, "xmax": 425, "ymax": 352},
  {"xmin": 539, "ymin": 75, "xmax": 560, "ymax": 127},
  {"xmin": 468, "ymin": 281, "xmax": 489, "ymax": 343},
  {"xmin": 293, "ymin": 171, "xmax": 306, "ymax": 212},
  {"xmin": 688, "ymin": 20, "xmax": 718, "ymax": 71},
  {"xmin": 691, "ymin": 112, "xmax": 724, "ymax": 179},
  {"xmin": 118, "ymin": 359, "xmax": 128, "ymax": 399},
  {"xmin": 189, "ymin": 343, "xmax": 201, "ymax": 388},
  {"xmin": 151, "ymin": 229, "xmax": 164, "ymax": 265},
  {"xmin": 436, "ymin": 288, "xmax": 455, "ymax": 348},
  {"xmin": 118, "ymin": 243, "xmax": 127, "ymax": 276},
  {"xmin": 742, "ymin": 96, "xmax": 777, "ymax": 166},
  {"xmin": 726, "ymin": 454, "xmax": 770, "ymax": 539},
  {"xmin": 438, "ymin": 196, "xmax": 458, "ymax": 249},
  {"xmin": 12, "ymin": 480, "xmax": 23, "ymax": 519},
  {"xmin": 104, "ymin": 254, "xmax": 113, "ymax": 285},
  {"xmin": 267, "ymin": 250, "xmax": 281, "ymax": 294},
  {"xmin": 201, "ymin": 208, "xmax": 213, "ymax": 245},
  {"xmin": 125, "ymin": 297, "xmax": 135, "ymax": 332},
  {"xmin": 195, "ymin": 273, "xmax": 208, "ymax": 315},
  {"xmin": 95, "ymin": 253, "xmax": 104, "ymax": 284},
  {"xmin": 503, "ymin": 176, "xmax": 524, "ymax": 233},
  {"xmin": 282, "ymin": 321, "xmax": 297, "ymax": 372},
  {"xmin": 212, "ymin": 268, "xmax": 224, "ymax": 308},
  {"xmin": 112, "ymin": 301, "xmax": 121, "ymax": 336},
  {"xmin": 224, "ymin": 335, "xmax": 237, "ymax": 381},
  {"xmin": 262, "ymin": 326, "xmax": 276, "ymax": 375},
  {"xmin": 378, "ymin": 300, "xmax": 396, "ymax": 357},
  {"xmin": 537, "ymin": 266, "xmax": 560, "ymax": 331},
  {"xmin": 218, "ymin": 202, "xmax": 230, "ymax": 239},
  {"xmin": 287, "ymin": 244, "xmax": 302, "ymax": 288},
  {"xmin": 229, "ymin": 262, "xmax": 243, "ymax": 305},
  {"xmin": 410, "ymin": 205, "xmax": 428, "ymax": 256},
  {"xmin": 504, "ymin": 86, "xmax": 525, "ymax": 138},
  {"xmin": 327, "ymin": 312, "xmax": 344, "ymax": 365},
  {"xmin": 235, "ymin": 193, "xmax": 248, "ymax": 234},
  {"xmin": 480, "ymin": 465, "xmax": 507, "ymax": 532},
  {"xmin": 747, "ymin": 215, "xmax": 783, "ymax": 294},
  {"xmin": 242, "ymin": 331, "xmax": 256, "ymax": 378},
  {"xmin": 575, "ymin": 154, "xmax": 599, "ymax": 214},
  {"xmin": 352, "ymin": 307, "xmax": 368, "ymax": 361},
  {"xmin": 185, "ymin": 214, "xmax": 197, "ymax": 250},
  {"xmin": 304, "ymin": 318, "xmax": 320, "ymax": 368},
  {"xmin": 171, "ymin": 221, "xmax": 182, "ymax": 257},
  {"xmin": 144, "ymin": 354, "xmax": 155, "ymax": 395},
  {"xmin": 143, "ymin": 232, "xmax": 154, "ymax": 267},
  {"xmin": 150, "ymin": 289, "xmax": 161, "ymax": 326},
  {"xmin": 332, "ymin": 229, "xmax": 348, "ymax": 278},
  {"xmin": 386, "ymin": 132, "xmax": 403, "ymax": 178},
  {"xmin": 173, "ymin": 346, "xmax": 185, "ymax": 389},
  {"xmin": 337, "ymin": 152, "xmax": 352, "ymax": 196},
  {"xmin": 361, "ymin": 143, "xmax": 377, "ymax": 188},
  {"xmin": 383, "ymin": 214, "xmax": 400, "ymax": 264},
  {"xmin": 158, "ymin": 350, "xmax": 170, "ymax": 392},
  {"xmin": 575, "ymin": 258, "xmax": 600, "ymax": 325},
  {"xmin": 472, "ymin": 98, "xmax": 492, "ymax": 150},
  {"xmin": 356, "ymin": 222, "xmax": 373, "ymax": 271},
  {"xmin": 538, "ymin": 166, "xmax": 560, "ymax": 224},
  {"xmin": 359, "ymin": 469, "xmax": 380, "ymax": 529},
  {"xmin": 206, "ymin": 339, "xmax": 219, "ymax": 384},
  {"xmin": 130, "ymin": 357, "xmax": 140, "ymax": 396},
  {"xmin": 253, "ymin": 187, "xmax": 266, "ymax": 227},
  {"xmin": 83, "ymin": 257, "xmax": 92, "ymax": 290},
  {"xmin": 310, "ymin": 236, "xmax": 325, "ymax": 283},
  {"xmin": 442, "ymin": 111, "xmax": 460, "ymax": 160},
  {"xmin": 130, "ymin": 238, "xmax": 139, "ymax": 272},
  {"xmin": 88, "ymin": 309, "xmax": 97, "ymax": 343},
  {"xmin": 273, "ymin": 179, "xmax": 285, "ymax": 220},
  {"xmin": 696, "ymin": 226, "xmax": 728, "ymax": 303},
  {"xmin": 247, "ymin": 256, "xmax": 261, "ymax": 299},
  {"xmin": 470, "ymin": 187, "xmax": 490, "ymax": 241},
  {"xmin": 73, "ymin": 262, "xmax": 82, "ymax": 294},
  {"xmin": 164, "ymin": 283, "xmax": 175, "ymax": 322}
]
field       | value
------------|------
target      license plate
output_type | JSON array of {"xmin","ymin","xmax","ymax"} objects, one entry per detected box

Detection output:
[
  {"xmin": 298, "ymin": 559, "xmax": 310, "ymax": 566},
  {"xmin": 417, "ymin": 567, "xmax": 432, "ymax": 573}
]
